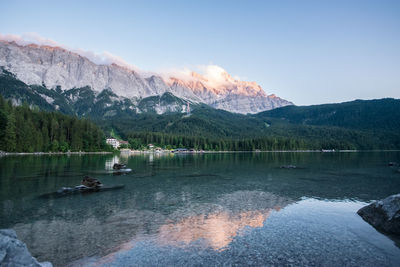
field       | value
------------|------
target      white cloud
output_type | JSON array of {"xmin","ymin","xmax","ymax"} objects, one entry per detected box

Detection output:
[
  {"xmin": 0, "ymin": 32, "xmax": 63, "ymax": 48},
  {"xmin": 160, "ymin": 64, "xmax": 240, "ymax": 87},
  {"xmin": 0, "ymin": 33, "xmax": 241, "ymax": 84},
  {"xmin": 198, "ymin": 64, "xmax": 234, "ymax": 83}
]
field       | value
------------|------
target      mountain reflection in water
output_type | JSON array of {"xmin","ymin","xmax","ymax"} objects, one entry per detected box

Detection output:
[
  {"xmin": 1, "ymin": 152, "xmax": 400, "ymax": 266},
  {"xmin": 155, "ymin": 190, "xmax": 292, "ymax": 250},
  {"xmin": 158, "ymin": 209, "xmax": 271, "ymax": 250}
]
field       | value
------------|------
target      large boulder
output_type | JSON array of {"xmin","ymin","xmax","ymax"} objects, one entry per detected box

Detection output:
[
  {"xmin": 0, "ymin": 229, "xmax": 52, "ymax": 267},
  {"xmin": 357, "ymin": 193, "xmax": 400, "ymax": 235}
]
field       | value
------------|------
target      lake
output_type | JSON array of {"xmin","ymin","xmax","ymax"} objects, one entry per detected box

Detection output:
[{"xmin": 1, "ymin": 152, "xmax": 400, "ymax": 266}]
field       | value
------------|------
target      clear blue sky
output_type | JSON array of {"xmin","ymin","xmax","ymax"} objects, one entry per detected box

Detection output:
[{"xmin": 1, "ymin": 0, "xmax": 399, "ymax": 105}]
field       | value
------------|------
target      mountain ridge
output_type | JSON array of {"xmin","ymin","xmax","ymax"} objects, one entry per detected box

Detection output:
[
  {"xmin": 0, "ymin": 40, "xmax": 292, "ymax": 114},
  {"xmin": 0, "ymin": 67, "xmax": 195, "ymax": 117},
  {"xmin": 255, "ymin": 98, "xmax": 400, "ymax": 131},
  {"xmin": 1, "ymin": 66, "xmax": 399, "ymax": 150}
]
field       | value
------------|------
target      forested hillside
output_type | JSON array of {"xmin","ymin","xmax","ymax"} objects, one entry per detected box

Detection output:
[
  {"xmin": 96, "ymin": 105, "xmax": 266, "ymax": 139},
  {"xmin": 0, "ymin": 95, "xmax": 110, "ymax": 152},
  {"xmin": 1, "ymin": 68, "xmax": 400, "ymax": 152},
  {"xmin": 97, "ymin": 114, "xmax": 399, "ymax": 151},
  {"xmin": 255, "ymin": 98, "xmax": 400, "ymax": 131}
]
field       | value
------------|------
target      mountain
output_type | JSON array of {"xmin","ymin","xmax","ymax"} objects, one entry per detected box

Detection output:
[
  {"xmin": 0, "ymin": 40, "xmax": 292, "ymax": 114},
  {"xmin": 166, "ymin": 70, "xmax": 290, "ymax": 113},
  {"xmin": 1, "ymin": 40, "xmax": 398, "ymax": 150},
  {"xmin": 255, "ymin": 98, "xmax": 400, "ymax": 131},
  {"xmin": 1, "ymin": 63, "xmax": 399, "ymax": 150},
  {"xmin": 0, "ymin": 67, "xmax": 194, "ymax": 117},
  {"xmin": 95, "ymin": 98, "xmax": 400, "ymax": 150}
]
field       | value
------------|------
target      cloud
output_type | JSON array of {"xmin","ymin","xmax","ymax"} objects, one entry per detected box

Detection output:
[
  {"xmin": 0, "ymin": 33, "xmax": 241, "ymax": 83},
  {"xmin": 0, "ymin": 32, "xmax": 140, "ymax": 72},
  {"xmin": 0, "ymin": 32, "xmax": 63, "ymax": 48},
  {"xmin": 160, "ymin": 64, "xmax": 241, "ymax": 87},
  {"xmin": 198, "ymin": 64, "xmax": 233, "ymax": 83}
]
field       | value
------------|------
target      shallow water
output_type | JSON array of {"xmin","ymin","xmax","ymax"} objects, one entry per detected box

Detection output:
[{"xmin": 1, "ymin": 152, "xmax": 400, "ymax": 266}]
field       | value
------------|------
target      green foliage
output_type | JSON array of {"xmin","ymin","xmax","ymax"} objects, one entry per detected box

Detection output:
[
  {"xmin": 110, "ymin": 128, "xmax": 122, "ymax": 140},
  {"xmin": 1, "ymin": 67, "xmax": 399, "ymax": 151},
  {"xmin": 0, "ymin": 95, "xmax": 111, "ymax": 152},
  {"xmin": 123, "ymin": 131, "xmax": 362, "ymax": 151},
  {"xmin": 2, "ymin": 112, "xmax": 16, "ymax": 151},
  {"xmin": 0, "ymin": 68, "xmax": 74, "ymax": 114},
  {"xmin": 119, "ymin": 144, "xmax": 129, "ymax": 149},
  {"xmin": 98, "ymin": 100, "xmax": 400, "ymax": 150},
  {"xmin": 255, "ymin": 98, "xmax": 400, "ymax": 131}
]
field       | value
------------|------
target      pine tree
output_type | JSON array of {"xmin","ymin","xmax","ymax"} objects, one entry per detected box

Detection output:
[
  {"xmin": 0, "ymin": 110, "xmax": 7, "ymax": 143},
  {"xmin": 3, "ymin": 112, "xmax": 16, "ymax": 152}
]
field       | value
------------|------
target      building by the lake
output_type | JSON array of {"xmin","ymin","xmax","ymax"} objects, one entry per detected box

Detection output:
[{"xmin": 106, "ymin": 138, "xmax": 123, "ymax": 149}]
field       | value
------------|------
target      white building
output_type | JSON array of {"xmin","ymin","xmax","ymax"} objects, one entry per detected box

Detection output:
[{"xmin": 106, "ymin": 138, "xmax": 120, "ymax": 149}]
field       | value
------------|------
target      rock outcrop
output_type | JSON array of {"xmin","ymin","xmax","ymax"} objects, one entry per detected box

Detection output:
[
  {"xmin": 0, "ymin": 229, "xmax": 52, "ymax": 267},
  {"xmin": 357, "ymin": 193, "xmax": 400, "ymax": 235}
]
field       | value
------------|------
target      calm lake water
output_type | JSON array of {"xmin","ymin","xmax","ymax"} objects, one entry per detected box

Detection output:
[{"xmin": 1, "ymin": 152, "xmax": 400, "ymax": 266}]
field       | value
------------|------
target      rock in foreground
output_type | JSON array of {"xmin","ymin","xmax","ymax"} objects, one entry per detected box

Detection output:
[
  {"xmin": 0, "ymin": 229, "xmax": 52, "ymax": 267},
  {"xmin": 357, "ymin": 194, "xmax": 400, "ymax": 235}
]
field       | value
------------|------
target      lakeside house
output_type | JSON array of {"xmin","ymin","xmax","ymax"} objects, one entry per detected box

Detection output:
[
  {"xmin": 106, "ymin": 138, "xmax": 129, "ymax": 149},
  {"xmin": 106, "ymin": 138, "xmax": 120, "ymax": 149}
]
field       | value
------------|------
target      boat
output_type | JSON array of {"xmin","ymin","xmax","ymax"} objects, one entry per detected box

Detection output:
[{"xmin": 113, "ymin": 163, "xmax": 127, "ymax": 170}]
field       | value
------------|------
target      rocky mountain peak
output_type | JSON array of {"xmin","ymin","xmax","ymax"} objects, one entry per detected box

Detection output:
[{"xmin": 0, "ymin": 40, "xmax": 293, "ymax": 114}]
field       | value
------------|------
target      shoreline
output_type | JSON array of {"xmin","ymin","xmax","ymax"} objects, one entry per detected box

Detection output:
[
  {"xmin": 1, "ymin": 149, "xmax": 400, "ymax": 157},
  {"xmin": 122, "ymin": 149, "xmax": 400, "ymax": 154},
  {"xmin": 0, "ymin": 151, "xmax": 112, "ymax": 156}
]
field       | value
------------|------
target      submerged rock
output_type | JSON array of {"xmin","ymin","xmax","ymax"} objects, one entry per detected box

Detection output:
[
  {"xmin": 0, "ymin": 229, "xmax": 52, "ymax": 267},
  {"xmin": 357, "ymin": 193, "xmax": 400, "ymax": 235}
]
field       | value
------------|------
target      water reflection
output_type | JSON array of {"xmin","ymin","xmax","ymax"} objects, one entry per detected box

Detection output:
[
  {"xmin": 158, "ymin": 210, "xmax": 271, "ymax": 250},
  {"xmin": 156, "ymin": 190, "xmax": 292, "ymax": 250},
  {"xmin": 105, "ymin": 155, "xmax": 120, "ymax": 170},
  {"xmin": 91, "ymin": 198, "xmax": 400, "ymax": 267},
  {"xmin": 1, "ymin": 152, "xmax": 400, "ymax": 266},
  {"xmin": 10, "ymin": 190, "xmax": 293, "ymax": 265}
]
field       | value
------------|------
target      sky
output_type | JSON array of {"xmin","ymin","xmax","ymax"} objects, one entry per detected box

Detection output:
[{"xmin": 0, "ymin": 0, "xmax": 399, "ymax": 105}]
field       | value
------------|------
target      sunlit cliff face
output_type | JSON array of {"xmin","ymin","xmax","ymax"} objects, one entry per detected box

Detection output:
[
  {"xmin": 166, "ymin": 65, "xmax": 267, "ymax": 98},
  {"xmin": 157, "ymin": 208, "xmax": 279, "ymax": 250},
  {"xmin": 0, "ymin": 34, "xmax": 265, "ymax": 97}
]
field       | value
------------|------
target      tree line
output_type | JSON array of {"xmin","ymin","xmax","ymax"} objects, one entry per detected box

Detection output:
[
  {"xmin": 1, "ymin": 91, "xmax": 397, "ymax": 152},
  {"xmin": 125, "ymin": 131, "xmax": 359, "ymax": 151},
  {"xmin": 0, "ymin": 95, "xmax": 110, "ymax": 152}
]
